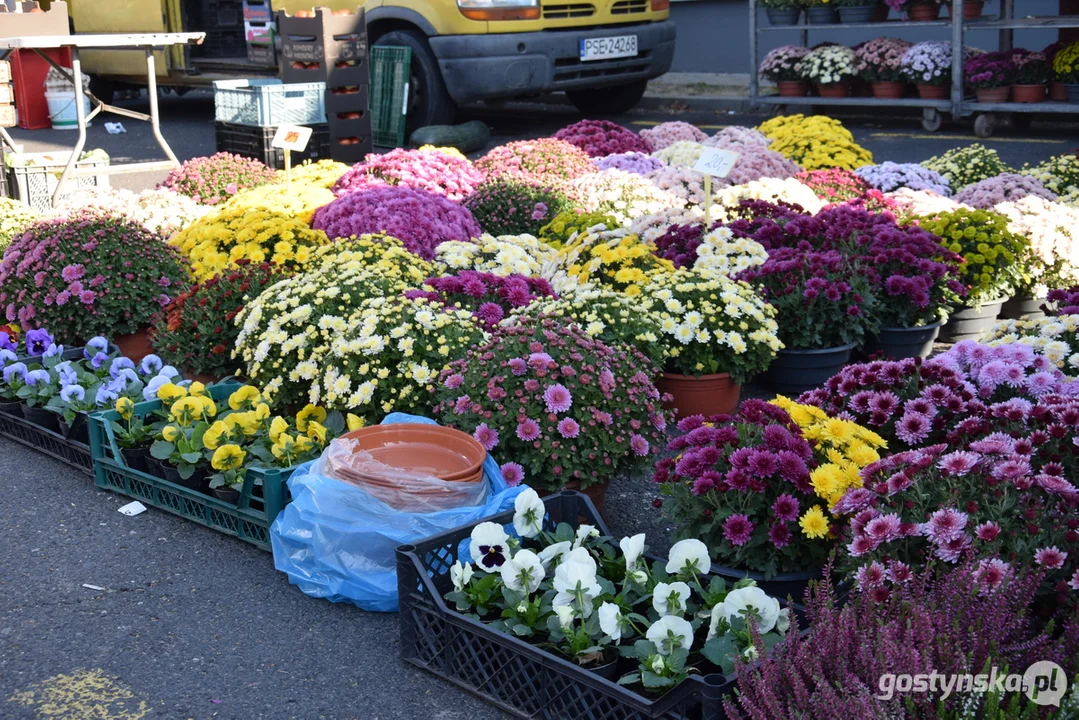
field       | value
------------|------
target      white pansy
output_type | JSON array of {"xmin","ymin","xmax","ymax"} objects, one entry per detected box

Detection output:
[
  {"xmin": 665, "ymin": 538, "xmax": 712, "ymax": 577},
  {"xmin": 619, "ymin": 533, "xmax": 646, "ymax": 577},
  {"xmin": 537, "ymin": 540, "xmax": 572, "ymax": 569},
  {"xmin": 552, "ymin": 550, "xmax": 602, "ymax": 618},
  {"xmin": 650, "ymin": 655, "xmax": 665, "ymax": 673},
  {"xmin": 573, "ymin": 524, "xmax": 600, "ymax": 549},
  {"xmin": 512, "ymin": 488, "xmax": 545, "ymax": 539},
  {"xmin": 776, "ymin": 607, "xmax": 791, "ymax": 636},
  {"xmin": 450, "ymin": 561, "xmax": 474, "ymax": 592},
  {"xmin": 555, "ymin": 604, "xmax": 576, "ymax": 629},
  {"xmin": 652, "ymin": 581, "xmax": 691, "ymax": 617},
  {"xmin": 598, "ymin": 602, "xmax": 624, "ymax": 642},
  {"xmin": 646, "ymin": 615, "xmax": 694, "ymax": 655},
  {"xmin": 717, "ymin": 586, "xmax": 781, "ymax": 634},
  {"xmin": 500, "ymin": 549, "xmax": 545, "ymax": 594},
  {"xmin": 470, "ymin": 522, "xmax": 511, "ymax": 570}
]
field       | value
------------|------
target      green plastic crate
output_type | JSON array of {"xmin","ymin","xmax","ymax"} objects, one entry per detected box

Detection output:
[
  {"xmin": 370, "ymin": 45, "xmax": 411, "ymax": 148},
  {"xmin": 88, "ymin": 382, "xmax": 296, "ymax": 551}
]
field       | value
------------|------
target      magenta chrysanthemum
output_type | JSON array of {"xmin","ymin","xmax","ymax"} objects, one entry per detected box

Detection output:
[
  {"xmin": 723, "ymin": 513, "xmax": 754, "ymax": 546},
  {"xmin": 543, "ymin": 383, "xmax": 573, "ymax": 413}
]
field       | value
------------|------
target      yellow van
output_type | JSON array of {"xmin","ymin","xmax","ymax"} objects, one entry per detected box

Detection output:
[{"xmin": 71, "ymin": 0, "xmax": 675, "ymax": 128}]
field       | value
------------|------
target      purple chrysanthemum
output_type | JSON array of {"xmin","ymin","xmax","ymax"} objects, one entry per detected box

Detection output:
[
  {"xmin": 723, "ymin": 514, "xmax": 754, "ymax": 546},
  {"xmin": 543, "ymin": 383, "xmax": 573, "ymax": 413}
]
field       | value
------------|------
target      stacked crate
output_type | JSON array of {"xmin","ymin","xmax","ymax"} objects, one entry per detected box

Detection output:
[
  {"xmin": 243, "ymin": 0, "xmax": 277, "ymax": 67},
  {"xmin": 278, "ymin": 7, "xmax": 372, "ymax": 163},
  {"xmin": 212, "ymin": 79, "xmax": 330, "ymax": 169},
  {"xmin": 191, "ymin": 0, "xmax": 246, "ymax": 58}
]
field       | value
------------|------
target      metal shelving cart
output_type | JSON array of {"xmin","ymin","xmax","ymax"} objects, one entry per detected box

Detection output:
[{"xmin": 748, "ymin": 0, "xmax": 1079, "ymax": 136}]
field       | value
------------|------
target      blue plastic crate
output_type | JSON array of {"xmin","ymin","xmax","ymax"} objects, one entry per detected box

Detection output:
[{"xmin": 212, "ymin": 78, "xmax": 326, "ymax": 127}]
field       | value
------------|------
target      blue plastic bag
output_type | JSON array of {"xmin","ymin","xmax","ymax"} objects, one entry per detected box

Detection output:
[{"xmin": 270, "ymin": 412, "xmax": 527, "ymax": 612}]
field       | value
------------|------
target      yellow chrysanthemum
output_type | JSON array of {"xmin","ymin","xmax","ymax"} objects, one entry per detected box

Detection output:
[{"xmin": 799, "ymin": 506, "xmax": 830, "ymax": 539}]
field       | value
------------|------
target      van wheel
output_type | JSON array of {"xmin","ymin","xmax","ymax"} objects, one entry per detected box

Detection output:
[
  {"xmin": 567, "ymin": 79, "xmax": 647, "ymax": 116},
  {"xmin": 375, "ymin": 30, "xmax": 455, "ymax": 135}
]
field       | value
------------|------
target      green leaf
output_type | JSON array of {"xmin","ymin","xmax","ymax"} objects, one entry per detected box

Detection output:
[
  {"xmin": 150, "ymin": 440, "xmax": 175, "ymax": 460},
  {"xmin": 641, "ymin": 671, "xmax": 674, "ymax": 689},
  {"xmin": 178, "ymin": 463, "xmax": 195, "ymax": 480},
  {"xmin": 616, "ymin": 673, "xmax": 641, "ymax": 687},
  {"xmin": 180, "ymin": 452, "xmax": 201, "ymax": 464},
  {"xmin": 323, "ymin": 410, "xmax": 346, "ymax": 435},
  {"xmin": 701, "ymin": 636, "xmax": 737, "ymax": 670}
]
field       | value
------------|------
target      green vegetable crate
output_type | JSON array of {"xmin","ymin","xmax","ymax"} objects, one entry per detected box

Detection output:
[{"xmin": 88, "ymin": 383, "xmax": 295, "ymax": 551}]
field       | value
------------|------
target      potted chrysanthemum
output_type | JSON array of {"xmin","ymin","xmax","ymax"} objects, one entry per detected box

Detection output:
[
  {"xmin": 760, "ymin": 0, "xmax": 804, "ymax": 25},
  {"xmin": 1010, "ymin": 50, "xmax": 1051, "ymax": 103},
  {"xmin": 797, "ymin": 45, "xmax": 857, "ymax": 97},
  {"xmin": 759, "ymin": 45, "xmax": 813, "ymax": 98}
]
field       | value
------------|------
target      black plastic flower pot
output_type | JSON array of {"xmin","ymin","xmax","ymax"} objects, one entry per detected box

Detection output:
[
  {"xmin": 938, "ymin": 298, "xmax": 1005, "ymax": 343},
  {"xmin": 863, "ymin": 321, "xmax": 942, "ymax": 360},
  {"xmin": 999, "ymin": 295, "xmax": 1049, "ymax": 322},
  {"xmin": 0, "ymin": 400, "xmax": 23, "ymax": 418},
  {"xmin": 711, "ymin": 565, "xmax": 823, "ymax": 604},
  {"xmin": 212, "ymin": 488, "xmax": 241, "ymax": 505},
  {"xmin": 765, "ymin": 7, "xmax": 802, "ymax": 24},
  {"xmin": 151, "ymin": 458, "xmax": 210, "ymax": 494},
  {"xmin": 120, "ymin": 447, "xmax": 150, "ymax": 473},
  {"xmin": 838, "ymin": 4, "xmax": 876, "ymax": 21},
  {"xmin": 806, "ymin": 6, "xmax": 839, "ymax": 23},
  {"xmin": 23, "ymin": 405, "xmax": 60, "ymax": 433},
  {"xmin": 762, "ymin": 343, "xmax": 856, "ymax": 396},
  {"xmin": 59, "ymin": 414, "xmax": 90, "ymax": 445}
]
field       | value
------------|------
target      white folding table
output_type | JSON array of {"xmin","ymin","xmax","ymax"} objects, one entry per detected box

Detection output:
[{"xmin": 0, "ymin": 32, "xmax": 205, "ymax": 206}]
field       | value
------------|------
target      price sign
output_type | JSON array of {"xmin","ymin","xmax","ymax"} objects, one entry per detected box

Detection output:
[
  {"xmin": 271, "ymin": 124, "xmax": 312, "ymax": 152},
  {"xmin": 693, "ymin": 147, "xmax": 740, "ymax": 178}
]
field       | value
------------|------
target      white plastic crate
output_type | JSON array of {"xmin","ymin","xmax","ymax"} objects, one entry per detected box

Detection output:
[
  {"xmin": 212, "ymin": 79, "xmax": 326, "ymax": 127},
  {"xmin": 5, "ymin": 152, "xmax": 110, "ymax": 212}
]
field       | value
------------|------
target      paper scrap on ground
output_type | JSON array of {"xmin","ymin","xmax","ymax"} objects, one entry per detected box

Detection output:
[
  {"xmin": 81, "ymin": 584, "xmax": 105, "ymax": 591},
  {"xmin": 104, "ymin": 122, "xmax": 126, "ymax": 134},
  {"xmin": 118, "ymin": 501, "xmax": 146, "ymax": 516}
]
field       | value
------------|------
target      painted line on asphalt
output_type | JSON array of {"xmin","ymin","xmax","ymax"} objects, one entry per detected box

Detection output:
[
  {"xmin": 869, "ymin": 132, "xmax": 1067, "ymax": 144},
  {"xmin": 8, "ymin": 668, "xmax": 151, "ymax": 719}
]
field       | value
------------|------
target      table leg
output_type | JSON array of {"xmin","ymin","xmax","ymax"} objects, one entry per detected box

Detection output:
[
  {"xmin": 52, "ymin": 47, "xmax": 88, "ymax": 208},
  {"xmin": 145, "ymin": 48, "xmax": 180, "ymax": 168}
]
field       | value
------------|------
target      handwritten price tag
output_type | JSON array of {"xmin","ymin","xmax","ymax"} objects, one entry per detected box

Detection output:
[
  {"xmin": 693, "ymin": 147, "xmax": 740, "ymax": 178},
  {"xmin": 271, "ymin": 124, "xmax": 312, "ymax": 152}
]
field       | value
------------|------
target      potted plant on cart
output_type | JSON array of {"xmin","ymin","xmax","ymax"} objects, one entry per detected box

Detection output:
[
  {"xmin": 890, "ymin": 0, "xmax": 941, "ymax": 21},
  {"xmin": 900, "ymin": 41, "xmax": 953, "ymax": 100},
  {"xmin": 964, "ymin": 51, "xmax": 1017, "ymax": 104},
  {"xmin": 641, "ymin": 268, "xmax": 782, "ymax": 419},
  {"xmin": 1010, "ymin": 50, "xmax": 1050, "ymax": 103},
  {"xmin": 803, "ymin": 0, "xmax": 839, "ymax": 24},
  {"xmin": 854, "ymin": 36, "xmax": 913, "ymax": 98},
  {"xmin": 836, "ymin": 0, "xmax": 877, "ymax": 23},
  {"xmin": 760, "ymin": 0, "xmax": 804, "ymax": 26},
  {"xmin": 944, "ymin": 0, "xmax": 984, "ymax": 19},
  {"xmin": 759, "ymin": 45, "xmax": 813, "ymax": 98},
  {"xmin": 797, "ymin": 45, "xmax": 857, "ymax": 98},
  {"xmin": 1052, "ymin": 40, "xmax": 1079, "ymax": 103}
]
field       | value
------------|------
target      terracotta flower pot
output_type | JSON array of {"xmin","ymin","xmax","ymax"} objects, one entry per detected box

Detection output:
[
  {"xmin": 907, "ymin": 2, "xmax": 940, "ymax": 20},
  {"xmin": 975, "ymin": 86, "xmax": 1010, "ymax": 103},
  {"xmin": 113, "ymin": 327, "xmax": 155, "ymax": 363},
  {"xmin": 656, "ymin": 372, "xmax": 741, "ymax": 419},
  {"xmin": 815, "ymin": 82, "xmax": 850, "ymax": 98},
  {"xmin": 945, "ymin": 0, "xmax": 983, "ymax": 18},
  {"xmin": 1050, "ymin": 81, "xmax": 1068, "ymax": 102},
  {"xmin": 917, "ymin": 83, "xmax": 949, "ymax": 99},
  {"xmin": 777, "ymin": 80, "xmax": 809, "ymax": 97},
  {"xmin": 1011, "ymin": 84, "xmax": 1046, "ymax": 103},
  {"xmin": 871, "ymin": 81, "xmax": 905, "ymax": 98}
]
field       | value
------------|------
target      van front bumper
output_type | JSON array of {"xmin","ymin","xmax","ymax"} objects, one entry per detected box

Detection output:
[{"xmin": 429, "ymin": 21, "xmax": 675, "ymax": 104}]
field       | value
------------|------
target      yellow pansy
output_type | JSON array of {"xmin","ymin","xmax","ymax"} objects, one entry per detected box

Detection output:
[
  {"xmin": 115, "ymin": 397, "xmax": 134, "ymax": 421},
  {"xmin": 170, "ymin": 397, "xmax": 203, "ymax": 426},
  {"xmin": 198, "ymin": 396, "xmax": 218, "ymax": 418},
  {"xmin": 269, "ymin": 416, "xmax": 289, "ymax": 443},
  {"xmin": 161, "ymin": 424, "xmax": 182, "ymax": 442},
  {"xmin": 346, "ymin": 413, "xmax": 365, "ymax": 431},
  {"xmin": 296, "ymin": 404, "xmax": 327, "ymax": 433},
  {"xmin": 254, "ymin": 402, "xmax": 271, "ymax": 421},
  {"xmin": 188, "ymin": 381, "xmax": 208, "ymax": 397},
  {"xmin": 157, "ymin": 382, "xmax": 187, "ymax": 403},
  {"xmin": 228, "ymin": 386, "xmax": 262, "ymax": 411},
  {"xmin": 307, "ymin": 420, "xmax": 328, "ymax": 445},
  {"xmin": 203, "ymin": 421, "xmax": 229, "ymax": 451},
  {"xmin": 211, "ymin": 444, "xmax": 246, "ymax": 472},
  {"xmin": 271, "ymin": 433, "xmax": 295, "ymax": 461}
]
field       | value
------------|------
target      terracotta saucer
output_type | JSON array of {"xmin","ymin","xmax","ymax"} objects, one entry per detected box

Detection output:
[{"xmin": 340, "ymin": 424, "xmax": 485, "ymax": 479}]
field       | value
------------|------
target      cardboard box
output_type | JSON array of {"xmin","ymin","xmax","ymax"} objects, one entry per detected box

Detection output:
[
  {"xmin": 0, "ymin": 61, "xmax": 10, "ymax": 85},
  {"xmin": 278, "ymin": 7, "xmax": 367, "ymax": 64},
  {"xmin": 242, "ymin": 0, "xmax": 273, "ymax": 23},
  {"xmin": 244, "ymin": 20, "xmax": 275, "ymax": 45},
  {"xmin": 281, "ymin": 55, "xmax": 368, "ymax": 87},
  {"xmin": 0, "ymin": 84, "xmax": 11, "ymax": 105},
  {"xmin": 246, "ymin": 43, "xmax": 277, "ymax": 67},
  {"xmin": 0, "ymin": 104, "xmax": 16, "ymax": 129},
  {"xmin": 0, "ymin": 1, "xmax": 71, "ymax": 37}
]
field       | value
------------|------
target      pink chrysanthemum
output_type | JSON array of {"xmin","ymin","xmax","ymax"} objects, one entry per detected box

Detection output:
[{"xmin": 723, "ymin": 514, "xmax": 754, "ymax": 546}]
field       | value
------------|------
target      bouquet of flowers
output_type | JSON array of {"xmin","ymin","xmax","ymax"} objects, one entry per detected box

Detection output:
[
  {"xmin": 555, "ymin": 228, "xmax": 675, "ymax": 296},
  {"xmin": 281, "ymin": 159, "xmax": 350, "ymax": 189},
  {"xmin": 794, "ymin": 168, "xmax": 873, "ymax": 202},
  {"xmin": 150, "ymin": 260, "xmax": 281, "ymax": 378},
  {"xmin": 854, "ymin": 161, "xmax": 952, "ymax": 195},
  {"xmin": 507, "ymin": 287, "xmax": 668, "ymax": 367},
  {"xmin": 641, "ymin": 270, "xmax": 782, "ymax": 381},
  {"xmin": 917, "ymin": 208, "xmax": 1032, "ymax": 304},
  {"xmin": 0, "ymin": 198, "xmax": 38, "ymax": 251},
  {"xmin": 539, "ymin": 211, "xmax": 619, "ymax": 248},
  {"xmin": 737, "ymin": 249, "xmax": 876, "ymax": 349},
  {"xmin": 796, "ymin": 46, "xmax": 857, "ymax": 86},
  {"xmin": 463, "ymin": 179, "xmax": 571, "ymax": 237},
  {"xmin": 573, "ymin": 170, "xmax": 681, "ymax": 226},
  {"xmin": 1012, "ymin": 49, "xmax": 1052, "ymax": 85},
  {"xmin": 553, "ymin": 119, "xmax": 651, "ymax": 158},
  {"xmin": 218, "ymin": 182, "xmax": 335, "ymax": 224},
  {"xmin": 651, "ymin": 141, "xmax": 706, "ymax": 168},
  {"xmin": 315, "ymin": 295, "xmax": 486, "ymax": 416},
  {"xmin": 923, "ymin": 144, "xmax": 1012, "ymax": 190},
  {"xmin": 434, "ymin": 234, "xmax": 560, "ymax": 276},
  {"xmin": 900, "ymin": 41, "xmax": 952, "ymax": 86},
  {"xmin": 953, "ymin": 172, "xmax": 1057, "ymax": 209},
  {"xmin": 448, "ymin": 499, "xmax": 792, "ymax": 687},
  {"xmin": 475, "ymin": 139, "xmax": 593, "ymax": 189},
  {"xmin": 756, "ymin": 115, "xmax": 873, "ymax": 171},
  {"xmin": 170, "ymin": 206, "xmax": 330, "ymax": 281},
  {"xmin": 639, "ymin": 122, "xmax": 709, "ymax": 152},
  {"xmin": 994, "ymin": 196, "xmax": 1079, "ymax": 289},
  {"xmin": 0, "ymin": 212, "xmax": 190, "ymax": 341},
  {"xmin": 233, "ymin": 237, "xmax": 433, "ymax": 407},
  {"xmin": 434, "ymin": 317, "xmax": 667, "ymax": 492},
  {"xmin": 1052, "ymin": 39, "xmax": 1079, "ymax": 83},
  {"xmin": 963, "ymin": 51, "xmax": 1017, "ymax": 89},
  {"xmin": 160, "ymin": 152, "xmax": 278, "ymax": 205},
  {"xmin": 653, "ymin": 223, "xmax": 768, "ymax": 278},
  {"xmin": 311, "ymin": 186, "xmax": 481, "ymax": 260},
  {"xmin": 985, "ymin": 314, "xmax": 1079, "ymax": 371},
  {"xmin": 403, "ymin": 270, "xmax": 554, "ymax": 329},
  {"xmin": 330, "ymin": 147, "xmax": 484, "ymax": 201},
  {"xmin": 52, "ymin": 187, "xmax": 209, "ymax": 238},
  {"xmin": 854, "ymin": 37, "xmax": 913, "ymax": 83},
  {"xmin": 758, "ymin": 45, "xmax": 812, "ymax": 83},
  {"xmin": 1023, "ymin": 153, "xmax": 1079, "ymax": 196},
  {"xmin": 593, "ymin": 152, "xmax": 664, "ymax": 175}
]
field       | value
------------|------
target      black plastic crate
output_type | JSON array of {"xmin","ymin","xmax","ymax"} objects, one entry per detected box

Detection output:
[
  {"xmin": 397, "ymin": 490, "xmax": 775, "ymax": 720},
  {"xmin": 0, "ymin": 407, "xmax": 92, "ymax": 474},
  {"xmin": 193, "ymin": 28, "xmax": 246, "ymax": 58},
  {"xmin": 201, "ymin": 0, "xmax": 242, "ymax": 27},
  {"xmin": 215, "ymin": 121, "xmax": 331, "ymax": 170}
]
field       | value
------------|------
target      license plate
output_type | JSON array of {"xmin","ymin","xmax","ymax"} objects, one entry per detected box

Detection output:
[{"xmin": 579, "ymin": 35, "xmax": 638, "ymax": 62}]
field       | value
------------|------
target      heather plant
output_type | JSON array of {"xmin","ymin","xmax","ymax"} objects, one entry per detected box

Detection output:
[
  {"xmin": 160, "ymin": 152, "xmax": 277, "ymax": 205},
  {"xmin": 855, "ymin": 161, "xmax": 952, "ymax": 195},
  {"xmin": 593, "ymin": 151, "xmax": 664, "ymax": 175},
  {"xmin": 311, "ymin": 186, "xmax": 481, "ymax": 260},
  {"xmin": 923, "ymin": 144, "xmax": 1012, "ymax": 191},
  {"xmin": 724, "ymin": 564, "xmax": 1079, "ymax": 719},
  {"xmin": 0, "ymin": 212, "xmax": 190, "ymax": 341},
  {"xmin": 553, "ymin": 119, "xmax": 651, "ymax": 158},
  {"xmin": 953, "ymin": 173, "xmax": 1057, "ymax": 209},
  {"xmin": 464, "ymin": 179, "xmax": 571, "ymax": 237},
  {"xmin": 639, "ymin": 121, "xmax": 708, "ymax": 152},
  {"xmin": 854, "ymin": 36, "xmax": 913, "ymax": 83},
  {"xmin": 330, "ymin": 147, "xmax": 483, "ymax": 202},
  {"xmin": 402, "ymin": 270, "xmax": 555, "ymax": 329}
]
